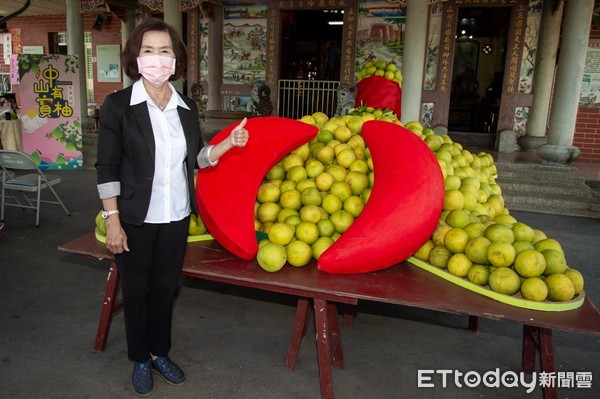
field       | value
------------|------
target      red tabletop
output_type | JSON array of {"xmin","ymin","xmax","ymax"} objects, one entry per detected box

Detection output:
[{"xmin": 59, "ymin": 232, "xmax": 600, "ymax": 337}]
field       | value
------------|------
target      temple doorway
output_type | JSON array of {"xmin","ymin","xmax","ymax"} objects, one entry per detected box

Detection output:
[
  {"xmin": 448, "ymin": 6, "xmax": 511, "ymax": 140},
  {"xmin": 279, "ymin": 9, "xmax": 344, "ymax": 81}
]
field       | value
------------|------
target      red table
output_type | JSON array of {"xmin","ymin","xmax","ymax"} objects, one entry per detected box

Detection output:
[{"xmin": 59, "ymin": 233, "xmax": 600, "ymax": 399}]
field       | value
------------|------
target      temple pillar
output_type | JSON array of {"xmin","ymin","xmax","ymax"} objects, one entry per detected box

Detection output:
[
  {"xmin": 163, "ymin": 0, "xmax": 184, "ymax": 92},
  {"xmin": 66, "ymin": 0, "xmax": 89, "ymax": 122},
  {"xmin": 538, "ymin": 0, "xmax": 594, "ymax": 164},
  {"xmin": 401, "ymin": 0, "xmax": 428, "ymax": 123},
  {"xmin": 519, "ymin": 0, "xmax": 563, "ymax": 152},
  {"xmin": 207, "ymin": 5, "xmax": 223, "ymax": 110},
  {"xmin": 121, "ymin": 12, "xmax": 135, "ymax": 88}
]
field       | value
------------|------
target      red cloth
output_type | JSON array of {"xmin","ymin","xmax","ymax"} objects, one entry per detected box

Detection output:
[
  {"xmin": 355, "ymin": 76, "xmax": 401, "ymax": 118},
  {"xmin": 318, "ymin": 120, "xmax": 444, "ymax": 274},
  {"xmin": 196, "ymin": 117, "xmax": 317, "ymax": 260}
]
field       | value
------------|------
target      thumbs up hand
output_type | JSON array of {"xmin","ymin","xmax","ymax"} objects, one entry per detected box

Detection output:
[{"xmin": 229, "ymin": 117, "xmax": 249, "ymax": 147}]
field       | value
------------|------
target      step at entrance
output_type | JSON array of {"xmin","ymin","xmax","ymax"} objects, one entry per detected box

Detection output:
[{"xmin": 494, "ymin": 162, "xmax": 600, "ymax": 219}]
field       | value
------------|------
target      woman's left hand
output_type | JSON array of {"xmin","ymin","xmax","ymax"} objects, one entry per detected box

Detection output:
[{"xmin": 229, "ymin": 118, "xmax": 249, "ymax": 147}]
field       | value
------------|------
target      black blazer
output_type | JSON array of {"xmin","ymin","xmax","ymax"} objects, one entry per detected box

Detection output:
[{"xmin": 96, "ymin": 85, "xmax": 204, "ymax": 226}]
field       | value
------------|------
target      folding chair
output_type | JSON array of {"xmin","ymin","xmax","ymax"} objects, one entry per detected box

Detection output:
[{"xmin": 0, "ymin": 150, "xmax": 71, "ymax": 227}]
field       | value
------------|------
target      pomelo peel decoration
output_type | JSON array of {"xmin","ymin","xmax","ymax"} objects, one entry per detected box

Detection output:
[
  {"xmin": 317, "ymin": 120, "xmax": 445, "ymax": 274},
  {"xmin": 196, "ymin": 116, "xmax": 318, "ymax": 260},
  {"xmin": 355, "ymin": 76, "xmax": 401, "ymax": 118}
]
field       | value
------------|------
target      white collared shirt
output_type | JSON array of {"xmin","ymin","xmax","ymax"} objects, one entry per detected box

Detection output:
[{"xmin": 131, "ymin": 80, "xmax": 190, "ymax": 223}]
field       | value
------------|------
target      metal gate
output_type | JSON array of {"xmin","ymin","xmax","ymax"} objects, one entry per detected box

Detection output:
[{"xmin": 277, "ymin": 80, "xmax": 340, "ymax": 119}]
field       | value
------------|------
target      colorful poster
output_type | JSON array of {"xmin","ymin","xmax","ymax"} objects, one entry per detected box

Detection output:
[{"xmin": 17, "ymin": 54, "xmax": 83, "ymax": 170}]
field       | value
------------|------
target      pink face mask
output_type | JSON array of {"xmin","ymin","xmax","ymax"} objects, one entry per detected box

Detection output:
[{"xmin": 137, "ymin": 55, "xmax": 176, "ymax": 85}]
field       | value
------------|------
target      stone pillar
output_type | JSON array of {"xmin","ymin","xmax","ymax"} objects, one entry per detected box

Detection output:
[
  {"xmin": 121, "ymin": 12, "xmax": 135, "ymax": 88},
  {"xmin": 207, "ymin": 6, "xmax": 223, "ymax": 110},
  {"xmin": 538, "ymin": 0, "xmax": 594, "ymax": 164},
  {"xmin": 401, "ymin": 0, "xmax": 428, "ymax": 123},
  {"xmin": 163, "ymin": 0, "xmax": 184, "ymax": 93},
  {"xmin": 519, "ymin": 0, "xmax": 563, "ymax": 152},
  {"xmin": 65, "ymin": 0, "xmax": 89, "ymax": 123}
]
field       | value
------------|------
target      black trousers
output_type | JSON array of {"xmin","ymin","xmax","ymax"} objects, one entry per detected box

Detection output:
[{"xmin": 116, "ymin": 216, "xmax": 190, "ymax": 363}]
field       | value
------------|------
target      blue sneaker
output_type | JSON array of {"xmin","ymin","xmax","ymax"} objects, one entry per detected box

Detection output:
[
  {"xmin": 132, "ymin": 360, "xmax": 153, "ymax": 397},
  {"xmin": 151, "ymin": 356, "xmax": 185, "ymax": 385}
]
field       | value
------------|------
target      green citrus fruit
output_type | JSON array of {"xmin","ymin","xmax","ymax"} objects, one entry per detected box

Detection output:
[
  {"xmin": 484, "ymin": 223, "xmax": 515, "ymax": 243},
  {"xmin": 257, "ymin": 243, "xmax": 287, "ymax": 272},
  {"xmin": 535, "ymin": 238, "xmax": 564, "ymax": 254},
  {"xmin": 444, "ymin": 228, "xmax": 470, "ymax": 254},
  {"xmin": 429, "ymin": 245, "xmax": 452, "ymax": 269},
  {"xmin": 487, "ymin": 241, "xmax": 516, "ymax": 267},
  {"xmin": 520, "ymin": 277, "xmax": 548, "ymax": 301},
  {"xmin": 295, "ymin": 221, "xmax": 320, "ymax": 245},
  {"xmin": 268, "ymin": 223, "xmax": 295, "ymax": 246},
  {"xmin": 545, "ymin": 273, "xmax": 575, "ymax": 302},
  {"xmin": 563, "ymin": 268, "xmax": 584, "ymax": 295},
  {"xmin": 467, "ymin": 264, "xmax": 490, "ymax": 286},
  {"xmin": 311, "ymin": 237, "xmax": 334, "ymax": 260},
  {"xmin": 541, "ymin": 249, "xmax": 567, "ymax": 276},
  {"xmin": 489, "ymin": 267, "xmax": 521, "ymax": 295},
  {"xmin": 413, "ymin": 239, "xmax": 435, "ymax": 262},
  {"xmin": 447, "ymin": 253, "xmax": 472, "ymax": 277},
  {"xmin": 465, "ymin": 236, "xmax": 492, "ymax": 265},
  {"xmin": 513, "ymin": 249, "xmax": 546, "ymax": 278},
  {"xmin": 286, "ymin": 240, "xmax": 313, "ymax": 267}
]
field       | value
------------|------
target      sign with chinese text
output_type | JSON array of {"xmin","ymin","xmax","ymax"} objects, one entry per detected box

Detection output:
[{"xmin": 17, "ymin": 54, "xmax": 83, "ymax": 170}]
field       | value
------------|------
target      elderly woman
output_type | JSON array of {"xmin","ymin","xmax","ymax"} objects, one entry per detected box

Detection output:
[{"xmin": 95, "ymin": 18, "xmax": 248, "ymax": 396}]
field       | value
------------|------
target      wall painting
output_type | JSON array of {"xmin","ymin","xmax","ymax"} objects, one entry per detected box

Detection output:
[
  {"xmin": 355, "ymin": 0, "xmax": 405, "ymax": 77},
  {"xmin": 223, "ymin": 3, "xmax": 267, "ymax": 84}
]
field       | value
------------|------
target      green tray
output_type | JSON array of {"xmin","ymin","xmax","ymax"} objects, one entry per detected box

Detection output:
[{"xmin": 408, "ymin": 257, "xmax": 584, "ymax": 312}]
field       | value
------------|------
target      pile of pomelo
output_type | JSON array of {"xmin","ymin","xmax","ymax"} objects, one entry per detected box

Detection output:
[
  {"xmin": 409, "ymin": 124, "xmax": 584, "ymax": 303},
  {"xmin": 357, "ymin": 60, "xmax": 403, "ymax": 86},
  {"xmin": 92, "ymin": 105, "xmax": 585, "ymax": 303},
  {"xmin": 251, "ymin": 106, "xmax": 584, "ymax": 303},
  {"xmin": 253, "ymin": 107, "xmax": 384, "ymax": 271}
]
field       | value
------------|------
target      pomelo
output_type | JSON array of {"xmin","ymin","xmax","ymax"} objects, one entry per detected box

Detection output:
[
  {"xmin": 257, "ymin": 243, "xmax": 287, "ymax": 272},
  {"xmin": 295, "ymin": 221, "xmax": 320, "ymax": 245},
  {"xmin": 563, "ymin": 268, "xmax": 584, "ymax": 295},
  {"xmin": 311, "ymin": 237, "xmax": 334, "ymax": 260},
  {"xmin": 467, "ymin": 264, "xmax": 490, "ymax": 286},
  {"xmin": 279, "ymin": 189, "xmax": 302, "ymax": 210},
  {"xmin": 534, "ymin": 238, "xmax": 564, "ymax": 254},
  {"xmin": 489, "ymin": 267, "xmax": 521, "ymax": 295},
  {"xmin": 541, "ymin": 248, "xmax": 567, "ymax": 276},
  {"xmin": 513, "ymin": 249, "xmax": 546, "ymax": 278},
  {"xmin": 520, "ymin": 277, "xmax": 548, "ymax": 301},
  {"xmin": 429, "ymin": 246, "xmax": 452, "ymax": 269},
  {"xmin": 465, "ymin": 236, "xmax": 491, "ymax": 265},
  {"xmin": 447, "ymin": 253, "xmax": 472, "ymax": 277},
  {"xmin": 444, "ymin": 228, "xmax": 470, "ymax": 254},
  {"xmin": 545, "ymin": 273, "xmax": 575, "ymax": 302},
  {"xmin": 484, "ymin": 223, "xmax": 515, "ymax": 243},
  {"xmin": 413, "ymin": 239, "xmax": 435, "ymax": 262},
  {"xmin": 487, "ymin": 241, "xmax": 516, "ymax": 267},
  {"xmin": 268, "ymin": 223, "xmax": 295, "ymax": 246}
]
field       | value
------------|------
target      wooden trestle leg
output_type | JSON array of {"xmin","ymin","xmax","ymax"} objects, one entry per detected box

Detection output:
[
  {"xmin": 522, "ymin": 325, "xmax": 557, "ymax": 399},
  {"xmin": 285, "ymin": 298, "xmax": 344, "ymax": 399},
  {"xmin": 94, "ymin": 261, "xmax": 123, "ymax": 351}
]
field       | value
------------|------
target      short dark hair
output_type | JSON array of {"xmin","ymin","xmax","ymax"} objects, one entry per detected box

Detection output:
[{"xmin": 122, "ymin": 18, "xmax": 188, "ymax": 81}]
